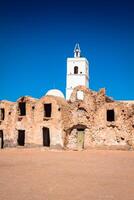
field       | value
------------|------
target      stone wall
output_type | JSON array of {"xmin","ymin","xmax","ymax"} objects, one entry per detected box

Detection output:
[
  {"xmin": 64, "ymin": 86, "xmax": 134, "ymax": 150},
  {"xmin": 0, "ymin": 86, "xmax": 134, "ymax": 150}
]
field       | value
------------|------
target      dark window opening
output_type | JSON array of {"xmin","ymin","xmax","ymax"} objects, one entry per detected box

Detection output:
[
  {"xmin": 17, "ymin": 130, "xmax": 25, "ymax": 146},
  {"xmin": 44, "ymin": 103, "xmax": 52, "ymax": 117},
  {"xmin": 19, "ymin": 102, "xmax": 26, "ymax": 116},
  {"xmin": 77, "ymin": 128, "xmax": 85, "ymax": 131},
  {"xmin": 76, "ymin": 51, "xmax": 79, "ymax": 57},
  {"xmin": 121, "ymin": 137, "xmax": 125, "ymax": 141},
  {"xmin": 107, "ymin": 109, "xmax": 115, "ymax": 122},
  {"xmin": 74, "ymin": 66, "xmax": 78, "ymax": 74},
  {"xmin": 42, "ymin": 127, "xmax": 50, "ymax": 147},
  {"xmin": 32, "ymin": 106, "xmax": 35, "ymax": 110},
  {"xmin": 77, "ymin": 107, "xmax": 87, "ymax": 112},
  {"xmin": 0, "ymin": 130, "xmax": 4, "ymax": 149},
  {"xmin": 0, "ymin": 108, "xmax": 5, "ymax": 120}
]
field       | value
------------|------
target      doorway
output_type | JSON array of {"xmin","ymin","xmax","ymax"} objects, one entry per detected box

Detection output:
[
  {"xmin": 0, "ymin": 130, "xmax": 4, "ymax": 149},
  {"xmin": 77, "ymin": 129, "xmax": 85, "ymax": 150},
  {"xmin": 18, "ymin": 130, "xmax": 25, "ymax": 146},
  {"xmin": 42, "ymin": 127, "xmax": 50, "ymax": 147}
]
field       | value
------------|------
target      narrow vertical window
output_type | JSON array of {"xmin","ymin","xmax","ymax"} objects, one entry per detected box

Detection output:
[
  {"xmin": 107, "ymin": 109, "xmax": 115, "ymax": 122},
  {"xmin": 44, "ymin": 103, "xmax": 52, "ymax": 117},
  {"xmin": 0, "ymin": 108, "xmax": 5, "ymax": 120},
  {"xmin": 19, "ymin": 102, "xmax": 26, "ymax": 116},
  {"xmin": 74, "ymin": 66, "xmax": 78, "ymax": 74}
]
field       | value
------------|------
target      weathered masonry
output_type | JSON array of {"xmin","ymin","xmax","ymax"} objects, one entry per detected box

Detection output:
[{"xmin": 0, "ymin": 86, "xmax": 134, "ymax": 150}]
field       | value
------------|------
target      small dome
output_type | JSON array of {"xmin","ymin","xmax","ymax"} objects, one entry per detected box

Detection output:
[{"xmin": 46, "ymin": 89, "xmax": 65, "ymax": 98}]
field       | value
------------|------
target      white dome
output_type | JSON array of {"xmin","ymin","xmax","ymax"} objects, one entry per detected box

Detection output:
[{"xmin": 46, "ymin": 89, "xmax": 65, "ymax": 98}]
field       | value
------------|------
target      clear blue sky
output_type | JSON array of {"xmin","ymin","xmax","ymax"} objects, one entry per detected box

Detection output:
[{"xmin": 0, "ymin": 0, "xmax": 134, "ymax": 101}]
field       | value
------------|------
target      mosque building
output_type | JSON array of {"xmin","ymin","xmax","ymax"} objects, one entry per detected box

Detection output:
[{"xmin": 0, "ymin": 44, "xmax": 134, "ymax": 150}]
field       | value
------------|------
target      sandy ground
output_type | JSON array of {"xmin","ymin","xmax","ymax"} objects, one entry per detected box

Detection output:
[{"xmin": 0, "ymin": 149, "xmax": 134, "ymax": 200}]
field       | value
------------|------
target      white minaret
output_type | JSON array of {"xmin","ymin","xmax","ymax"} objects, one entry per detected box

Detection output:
[{"xmin": 66, "ymin": 43, "xmax": 89, "ymax": 100}]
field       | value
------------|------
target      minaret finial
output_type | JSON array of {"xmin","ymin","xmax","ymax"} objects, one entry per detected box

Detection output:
[{"xmin": 74, "ymin": 43, "xmax": 81, "ymax": 58}]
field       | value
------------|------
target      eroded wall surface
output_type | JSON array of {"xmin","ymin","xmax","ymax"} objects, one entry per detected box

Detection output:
[{"xmin": 0, "ymin": 86, "xmax": 134, "ymax": 150}]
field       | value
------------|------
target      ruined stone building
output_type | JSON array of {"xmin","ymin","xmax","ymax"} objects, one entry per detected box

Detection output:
[{"xmin": 0, "ymin": 44, "xmax": 134, "ymax": 150}]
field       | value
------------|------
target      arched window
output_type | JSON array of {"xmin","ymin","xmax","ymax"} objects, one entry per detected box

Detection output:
[{"xmin": 74, "ymin": 66, "xmax": 78, "ymax": 74}]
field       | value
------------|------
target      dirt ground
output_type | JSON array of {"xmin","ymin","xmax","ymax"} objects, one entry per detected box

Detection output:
[{"xmin": 0, "ymin": 149, "xmax": 134, "ymax": 200}]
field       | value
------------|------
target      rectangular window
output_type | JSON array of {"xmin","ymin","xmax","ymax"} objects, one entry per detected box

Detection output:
[
  {"xmin": 107, "ymin": 109, "xmax": 115, "ymax": 122},
  {"xmin": 44, "ymin": 103, "xmax": 52, "ymax": 117},
  {"xmin": 0, "ymin": 108, "xmax": 5, "ymax": 120},
  {"xmin": 19, "ymin": 102, "xmax": 26, "ymax": 116}
]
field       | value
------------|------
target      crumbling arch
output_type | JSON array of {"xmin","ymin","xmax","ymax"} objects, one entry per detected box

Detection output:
[
  {"xmin": 64, "ymin": 124, "xmax": 88, "ymax": 150},
  {"xmin": 66, "ymin": 124, "xmax": 87, "ymax": 135}
]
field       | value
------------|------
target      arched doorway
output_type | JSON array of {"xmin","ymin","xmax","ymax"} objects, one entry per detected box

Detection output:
[{"xmin": 66, "ymin": 124, "xmax": 87, "ymax": 150}]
